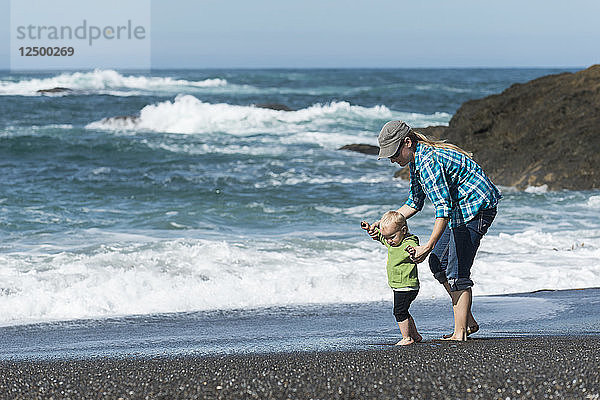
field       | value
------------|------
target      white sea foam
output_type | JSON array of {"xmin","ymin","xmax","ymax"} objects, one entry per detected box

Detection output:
[
  {"xmin": 2, "ymin": 124, "xmax": 73, "ymax": 133},
  {"xmin": 86, "ymin": 95, "xmax": 450, "ymax": 141},
  {"xmin": 0, "ymin": 226, "xmax": 598, "ymax": 326},
  {"xmin": 524, "ymin": 184, "xmax": 549, "ymax": 194},
  {"xmin": 1, "ymin": 124, "xmax": 74, "ymax": 138},
  {"xmin": 254, "ymin": 172, "xmax": 393, "ymax": 188},
  {"xmin": 415, "ymin": 84, "xmax": 473, "ymax": 93},
  {"xmin": 87, "ymin": 95, "xmax": 393, "ymax": 135},
  {"xmin": 586, "ymin": 195, "xmax": 600, "ymax": 208},
  {"xmin": 0, "ymin": 238, "xmax": 393, "ymax": 326},
  {"xmin": 0, "ymin": 69, "xmax": 226, "ymax": 96},
  {"xmin": 473, "ymin": 229, "xmax": 600, "ymax": 296}
]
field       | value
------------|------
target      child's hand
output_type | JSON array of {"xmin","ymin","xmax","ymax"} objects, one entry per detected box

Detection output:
[
  {"xmin": 406, "ymin": 245, "xmax": 416, "ymax": 258},
  {"xmin": 362, "ymin": 220, "xmax": 379, "ymax": 240},
  {"xmin": 368, "ymin": 220, "xmax": 380, "ymax": 236}
]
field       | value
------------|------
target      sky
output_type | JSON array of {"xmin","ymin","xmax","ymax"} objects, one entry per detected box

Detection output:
[{"xmin": 2, "ymin": 0, "xmax": 600, "ymax": 69}]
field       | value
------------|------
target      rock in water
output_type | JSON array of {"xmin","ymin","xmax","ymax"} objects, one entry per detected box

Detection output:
[
  {"xmin": 110, "ymin": 115, "xmax": 140, "ymax": 123},
  {"xmin": 36, "ymin": 87, "xmax": 72, "ymax": 94},
  {"xmin": 96, "ymin": 115, "xmax": 140, "ymax": 129},
  {"xmin": 339, "ymin": 144, "xmax": 379, "ymax": 155},
  {"xmin": 443, "ymin": 65, "xmax": 600, "ymax": 190},
  {"xmin": 254, "ymin": 103, "xmax": 293, "ymax": 111}
]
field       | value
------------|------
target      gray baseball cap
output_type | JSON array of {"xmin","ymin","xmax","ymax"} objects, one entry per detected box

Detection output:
[{"xmin": 377, "ymin": 120, "xmax": 412, "ymax": 159}]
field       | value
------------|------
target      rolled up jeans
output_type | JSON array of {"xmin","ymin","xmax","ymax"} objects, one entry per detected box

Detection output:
[{"xmin": 428, "ymin": 208, "xmax": 497, "ymax": 292}]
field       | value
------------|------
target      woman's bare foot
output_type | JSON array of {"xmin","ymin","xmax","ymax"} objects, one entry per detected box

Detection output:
[
  {"xmin": 441, "ymin": 335, "xmax": 468, "ymax": 341},
  {"xmin": 443, "ymin": 324, "xmax": 478, "ymax": 339},
  {"xmin": 395, "ymin": 337, "xmax": 415, "ymax": 346},
  {"xmin": 413, "ymin": 333, "xmax": 423, "ymax": 343}
]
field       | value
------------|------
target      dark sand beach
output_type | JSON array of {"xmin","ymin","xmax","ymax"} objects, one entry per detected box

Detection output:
[
  {"xmin": 0, "ymin": 289, "xmax": 598, "ymax": 398},
  {"xmin": 1, "ymin": 336, "xmax": 599, "ymax": 399}
]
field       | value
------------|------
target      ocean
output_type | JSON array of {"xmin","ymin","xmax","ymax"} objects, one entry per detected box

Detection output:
[{"xmin": 0, "ymin": 68, "xmax": 599, "ymax": 358}]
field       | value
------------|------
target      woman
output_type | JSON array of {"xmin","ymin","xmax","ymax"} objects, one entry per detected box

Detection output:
[{"xmin": 369, "ymin": 120, "xmax": 501, "ymax": 341}]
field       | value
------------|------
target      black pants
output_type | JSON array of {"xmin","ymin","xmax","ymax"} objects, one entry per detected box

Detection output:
[{"xmin": 393, "ymin": 290, "xmax": 418, "ymax": 322}]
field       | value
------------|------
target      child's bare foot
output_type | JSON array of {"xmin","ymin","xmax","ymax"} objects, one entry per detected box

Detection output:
[
  {"xmin": 395, "ymin": 337, "xmax": 415, "ymax": 346},
  {"xmin": 443, "ymin": 324, "xmax": 478, "ymax": 339}
]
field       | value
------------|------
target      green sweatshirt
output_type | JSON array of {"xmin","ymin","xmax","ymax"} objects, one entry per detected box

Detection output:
[{"xmin": 376, "ymin": 232, "xmax": 420, "ymax": 290}]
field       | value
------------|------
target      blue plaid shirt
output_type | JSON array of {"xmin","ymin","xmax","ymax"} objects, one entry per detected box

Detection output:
[{"xmin": 405, "ymin": 143, "xmax": 501, "ymax": 228}]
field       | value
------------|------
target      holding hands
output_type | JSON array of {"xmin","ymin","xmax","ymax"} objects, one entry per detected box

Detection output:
[
  {"xmin": 361, "ymin": 219, "xmax": 433, "ymax": 263},
  {"xmin": 405, "ymin": 244, "xmax": 431, "ymax": 263},
  {"xmin": 407, "ymin": 217, "xmax": 448, "ymax": 263}
]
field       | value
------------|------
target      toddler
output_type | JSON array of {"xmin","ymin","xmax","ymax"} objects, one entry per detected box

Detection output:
[{"xmin": 361, "ymin": 210, "xmax": 422, "ymax": 345}]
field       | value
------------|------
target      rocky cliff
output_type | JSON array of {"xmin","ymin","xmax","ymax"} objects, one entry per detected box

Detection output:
[
  {"xmin": 342, "ymin": 65, "xmax": 600, "ymax": 190},
  {"xmin": 442, "ymin": 65, "xmax": 600, "ymax": 190}
]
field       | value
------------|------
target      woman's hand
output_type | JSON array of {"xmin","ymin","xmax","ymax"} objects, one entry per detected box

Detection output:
[
  {"xmin": 406, "ymin": 244, "xmax": 432, "ymax": 264},
  {"xmin": 407, "ymin": 217, "xmax": 448, "ymax": 263}
]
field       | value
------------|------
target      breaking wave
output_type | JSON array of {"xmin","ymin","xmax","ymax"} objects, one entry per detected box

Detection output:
[
  {"xmin": 86, "ymin": 94, "xmax": 450, "ymax": 135},
  {"xmin": 0, "ymin": 69, "xmax": 227, "ymax": 96}
]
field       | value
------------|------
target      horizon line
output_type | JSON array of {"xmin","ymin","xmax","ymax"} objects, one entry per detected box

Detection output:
[{"xmin": 0, "ymin": 65, "xmax": 589, "ymax": 73}]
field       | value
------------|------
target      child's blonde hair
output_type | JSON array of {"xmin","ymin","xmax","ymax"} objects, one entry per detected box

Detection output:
[{"xmin": 380, "ymin": 210, "xmax": 407, "ymax": 231}]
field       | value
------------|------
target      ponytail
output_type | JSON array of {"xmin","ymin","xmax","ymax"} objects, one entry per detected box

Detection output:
[{"xmin": 409, "ymin": 130, "xmax": 473, "ymax": 158}]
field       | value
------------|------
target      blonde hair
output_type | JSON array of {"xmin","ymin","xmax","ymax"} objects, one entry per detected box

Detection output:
[
  {"xmin": 380, "ymin": 210, "xmax": 407, "ymax": 231},
  {"xmin": 409, "ymin": 130, "xmax": 473, "ymax": 158}
]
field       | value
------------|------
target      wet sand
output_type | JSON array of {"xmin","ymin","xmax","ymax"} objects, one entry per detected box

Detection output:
[{"xmin": 1, "ymin": 336, "xmax": 598, "ymax": 399}]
